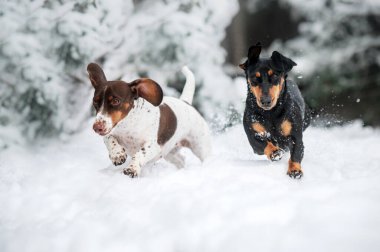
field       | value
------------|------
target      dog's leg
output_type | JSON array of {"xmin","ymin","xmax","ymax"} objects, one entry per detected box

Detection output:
[
  {"xmin": 245, "ymin": 121, "xmax": 284, "ymax": 161},
  {"xmin": 264, "ymin": 142, "xmax": 285, "ymax": 161},
  {"xmin": 164, "ymin": 148, "xmax": 185, "ymax": 169},
  {"xmin": 189, "ymin": 138, "xmax": 211, "ymax": 163},
  {"xmin": 186, "ymin": 123, "xmax": 212, "ymax": 162},
  {"xmin": 104, "ymin": 135, "xmax": 127, "ymax": 166},
  {"xmin": 123, "ymin": 142, "xmax": 161, "ymax": 178},
  {"xmin": 287, "ymin": 135, "xmax": 304, "ymax": 179}
]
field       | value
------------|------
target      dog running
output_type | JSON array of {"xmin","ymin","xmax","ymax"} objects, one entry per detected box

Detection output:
[
  {"xmin": 87, "ymin": 63, "xmax": 211, "ymax": 177},
  {"xmin": 239, "ymin": 43, "xmax": 310, "ymax": 179}
]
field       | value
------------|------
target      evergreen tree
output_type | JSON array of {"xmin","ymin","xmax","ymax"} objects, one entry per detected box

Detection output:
[{"xmin": 1, "ymin": 0, "xmax": 240, "ymax": 147}]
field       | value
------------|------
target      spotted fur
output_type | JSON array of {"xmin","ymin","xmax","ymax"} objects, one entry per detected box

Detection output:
[{"xmin": 88, "ymin": 64, "xmax": 211, "ymax": 177}]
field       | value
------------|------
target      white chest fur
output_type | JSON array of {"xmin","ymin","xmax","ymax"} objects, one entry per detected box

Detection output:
[
  {"xmin": 110, "ymin": 98, "xmax": 159, "ymax": 155},
  {"xmin": 103, "ymin": 96, "xmax": 211, "ymax": 177}
]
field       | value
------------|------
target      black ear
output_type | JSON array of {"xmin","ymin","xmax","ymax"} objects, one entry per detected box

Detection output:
[
  {"xmin": 87, "ymin": 63, "xmax": 107, "ymax": 88},
  {"xmin": 270, "ymin": 51, "xmax": 297, "ymax": 73},
  {"xmin": 129, "ymin": 78, "xmax": 163, "ymax": 106},
  {"xmin": 247, "ymin": 42, "xmax": 262, "ymax": 63},
  {"xmin": 239, "ymin": 42, "xmax": 262, "ymax": 71}
]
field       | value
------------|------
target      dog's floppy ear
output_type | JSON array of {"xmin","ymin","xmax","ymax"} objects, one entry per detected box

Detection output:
[
  {"xmin": 270, "ymin": 51, "xmax": 297, "ymax": 73},
  {"xmin": 239, "ymin": 42, "xmax": 262, "ymax": 71},
  {"xmin": 129, "ymin": 78, "xmax": 163, "ymax": 106},
  {"xmin": 87, "ymin": 63, "xmax": 107, "ymax": 88}
]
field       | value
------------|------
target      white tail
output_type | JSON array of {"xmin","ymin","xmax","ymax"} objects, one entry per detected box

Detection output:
[{"xmin": 179, "ymin": 66, "xmax": 195, "ymax": 105}]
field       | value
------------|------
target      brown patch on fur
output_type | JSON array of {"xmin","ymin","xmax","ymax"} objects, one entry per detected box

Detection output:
[
  {"xmin": 268, "ymin": 69, "xmax": 273, "ymax": 76},
  {"xmin": 255, "ymin": 72, "xmax": 261, "ymax": 78},
  {"xmin": 281, "ymin": 120, "xmax": 292, "ymax": 136},
  {"xmin": 287, "ymin": 160, "xmax": 302, "ymax": 174},
  {"xmin": 180, "ymin": 139, "xmax": 191, "ymax": 148},
  {"xmin": 268, "ymin": 85, "xmax": 281, "ymax": 104},
  {"xmin": 109, "ymin": 103, "xmax": 132, "ymax": 126},
  {"xmin": 129, "ymin": 78, "xmax": 163, "ymax": 106},
  {"xmin": 157, "ymin": 104, "xmax": 177, "ymax": 145},
  {"xmin": 251, "ymin": 122, "xmax": 265, "ymax": 134},
  {"xmin": 264, "ymin": 142, "xmax": 279, "ymax": 159},
  {"xmin": 250, "ymin": 86, "xmax": 262, "ymax": 100},
  {"xmin": 108, "ymin": 96, "xmax": 113, "ymax": 101},
  {"xmin": 268, "ymin": 77, "xmax": 285, "ymax": 108}
]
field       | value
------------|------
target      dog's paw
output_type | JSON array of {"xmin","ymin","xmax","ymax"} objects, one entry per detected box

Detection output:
[
  {"xmin": 255, "ymin": 131, "xmax": 271, "ymax": 141},
  {"xmin": 269, "ymin": 148, "xmax": 285, "ymax": 161},
  {"xmin": 109, "ymin": 146, "xmax": 127, "ymax": 166},
  {"xmin": 287, "ymin": 161, "xmax": 303, "ymax": 179},
  {"xmin": 287, "ymin": 170, "xmax": 303, "ymax": 179},
  {"xmin": 123, "ymin": 167, "xmax": 138, "ymax": 178}
]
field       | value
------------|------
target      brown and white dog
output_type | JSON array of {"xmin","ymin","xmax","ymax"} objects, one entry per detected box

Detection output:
[{"xmin": 87, "ymin": 63, "xmax": 211, "ymax": 177}]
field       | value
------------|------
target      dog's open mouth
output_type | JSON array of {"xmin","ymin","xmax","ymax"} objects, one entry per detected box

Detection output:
[{"xmin": 97, "ymin": 130, "xmax": 110, "ymax": 136}]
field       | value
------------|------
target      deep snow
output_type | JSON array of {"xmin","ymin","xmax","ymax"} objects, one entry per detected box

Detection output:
[{"xmin": 1, "ymin": 122, "xmax": 380, "ymax": 252}]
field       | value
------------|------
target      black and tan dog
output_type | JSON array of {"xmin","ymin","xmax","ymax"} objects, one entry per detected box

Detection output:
[{"xmin": 239, "ymin": 43, "xmax": 310, "ymax": 179}]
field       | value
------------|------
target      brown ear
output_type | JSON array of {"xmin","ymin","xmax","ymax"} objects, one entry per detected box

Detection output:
[
  {"xmin": 129, "ymin": 78, "xmax": 163, "ymax": 106},
  {"xmin": 87, "ymin": 63, "xmax": 107, "ymax": 88}
]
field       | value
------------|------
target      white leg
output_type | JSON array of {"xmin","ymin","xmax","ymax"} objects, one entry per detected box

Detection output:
[
  {"xmin": 189, "ymin": 132, "xmax": 212, "ymax": 162},
  {"xmin": 123, "ymin": 141, "xmax": 161, "ymax": 178},
  {"xmin": 165, "ymin": 148, "xmax": 185, "ymax": 169},
  {"xmin": 104, "ymin": 135, "xmax": 127, "ymax": 166},
  {"xmin": 190, "ymin": 121, "xmax": 212, "ymax": 162}
]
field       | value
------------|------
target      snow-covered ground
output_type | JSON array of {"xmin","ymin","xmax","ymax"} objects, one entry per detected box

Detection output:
[{"xmin": 1, "ymin": 122, "xmax": 380, "ymax": 252}]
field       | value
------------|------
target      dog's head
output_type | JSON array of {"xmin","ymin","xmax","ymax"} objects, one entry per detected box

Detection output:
[
  {"xmin": 87, "ymin": 63, "xmax": 163, "ymax": 136},
  {"xmin": 239, "ymin": 43, "xmax": 297, "ymax": 110}
]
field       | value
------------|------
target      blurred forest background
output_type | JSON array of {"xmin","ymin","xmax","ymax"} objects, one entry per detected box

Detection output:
[{"xmin": 0, "ymin": 0, "xmax": 379, "ymax": 148}]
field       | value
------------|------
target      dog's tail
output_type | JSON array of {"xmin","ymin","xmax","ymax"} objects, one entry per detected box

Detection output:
[{"xmin": 179, "ymin": 66, "xmax": 195, "ymax": 105}]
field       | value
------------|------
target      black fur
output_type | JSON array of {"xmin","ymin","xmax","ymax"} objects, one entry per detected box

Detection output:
[{"xmin": 240, "ymin": 43, "xmax": 310, "ymax": 178}]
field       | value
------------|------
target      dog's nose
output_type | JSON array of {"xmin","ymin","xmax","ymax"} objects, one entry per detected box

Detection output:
[
  {"xmin": 93, "ymin": 121, "xmax": 106, "ymax": 134},
  {"xmin": 260, "ymin": 96, "xmax": 272, "ymax": 108}
]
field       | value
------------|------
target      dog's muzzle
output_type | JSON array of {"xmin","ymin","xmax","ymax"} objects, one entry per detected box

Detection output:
[{"xmin": 93, "ymin": 120, "xmax": 109, "ymax": 136}]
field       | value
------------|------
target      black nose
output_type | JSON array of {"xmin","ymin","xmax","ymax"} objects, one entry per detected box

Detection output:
[{"xmin": 260, "ymin": 96, "xmax": 272, "ymax": 107}]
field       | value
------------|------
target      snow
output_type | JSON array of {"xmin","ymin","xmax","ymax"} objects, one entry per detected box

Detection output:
[{"xmin": 1, "ymin": 121, "xmax": 380, "ymax": 252}]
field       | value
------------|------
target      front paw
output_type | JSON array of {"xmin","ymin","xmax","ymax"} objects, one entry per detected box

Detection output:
[
  {"xmin": 264, "ymin": 142, "xmax": 283, "ymax": 161},
  {"xmin": 287, "ymin": 160, "xmax": 303, "ymax": 179},
  {"xmin": 269, "ymin": 148, "xmax": 285, "ymax": 161},
  {"xmin": 287, "ymin": 170, "xmax": 303, "ymax": 179},
  {"xmin": 255, "ymin": 131, "xmax": 271, "ymax": 141},
  {"xmin": 109, "ymin": 147, "xmax": 127, "ymax": 166},
  {"xmin": 123, "ymin": 167, "xmax": 138, "ymax": 178}
]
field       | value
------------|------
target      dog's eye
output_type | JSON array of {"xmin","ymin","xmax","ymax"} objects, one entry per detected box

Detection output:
[{"xmin": 110, "ymin": 98, "xmax": 121, "ymax": 106}]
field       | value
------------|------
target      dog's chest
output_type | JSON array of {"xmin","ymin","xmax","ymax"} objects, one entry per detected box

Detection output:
[
  {"xmin": 111, "ymin": 102, "xmax": 160, "ymax": 154},
  {"xmin": 263, "ymin": 120, "xmax": 291, "ymax": 147}
]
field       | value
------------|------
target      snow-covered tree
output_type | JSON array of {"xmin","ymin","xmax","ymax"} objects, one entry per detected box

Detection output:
[
  {"xmin": 269, "ymin": 0, "xmax": 380, "ymax": 124},
  {"xmin": 0, "ymin": 0, "xmax": 240, "ymax": 148},
  {"xmin": 0, "ymin": 0, "xmax": 134, "ymax": 147}
]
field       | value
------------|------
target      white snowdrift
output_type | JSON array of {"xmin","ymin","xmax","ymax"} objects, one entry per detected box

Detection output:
[{"xmin": 1, "ymin": 122, "xmax": 380, "ymax": 252}]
